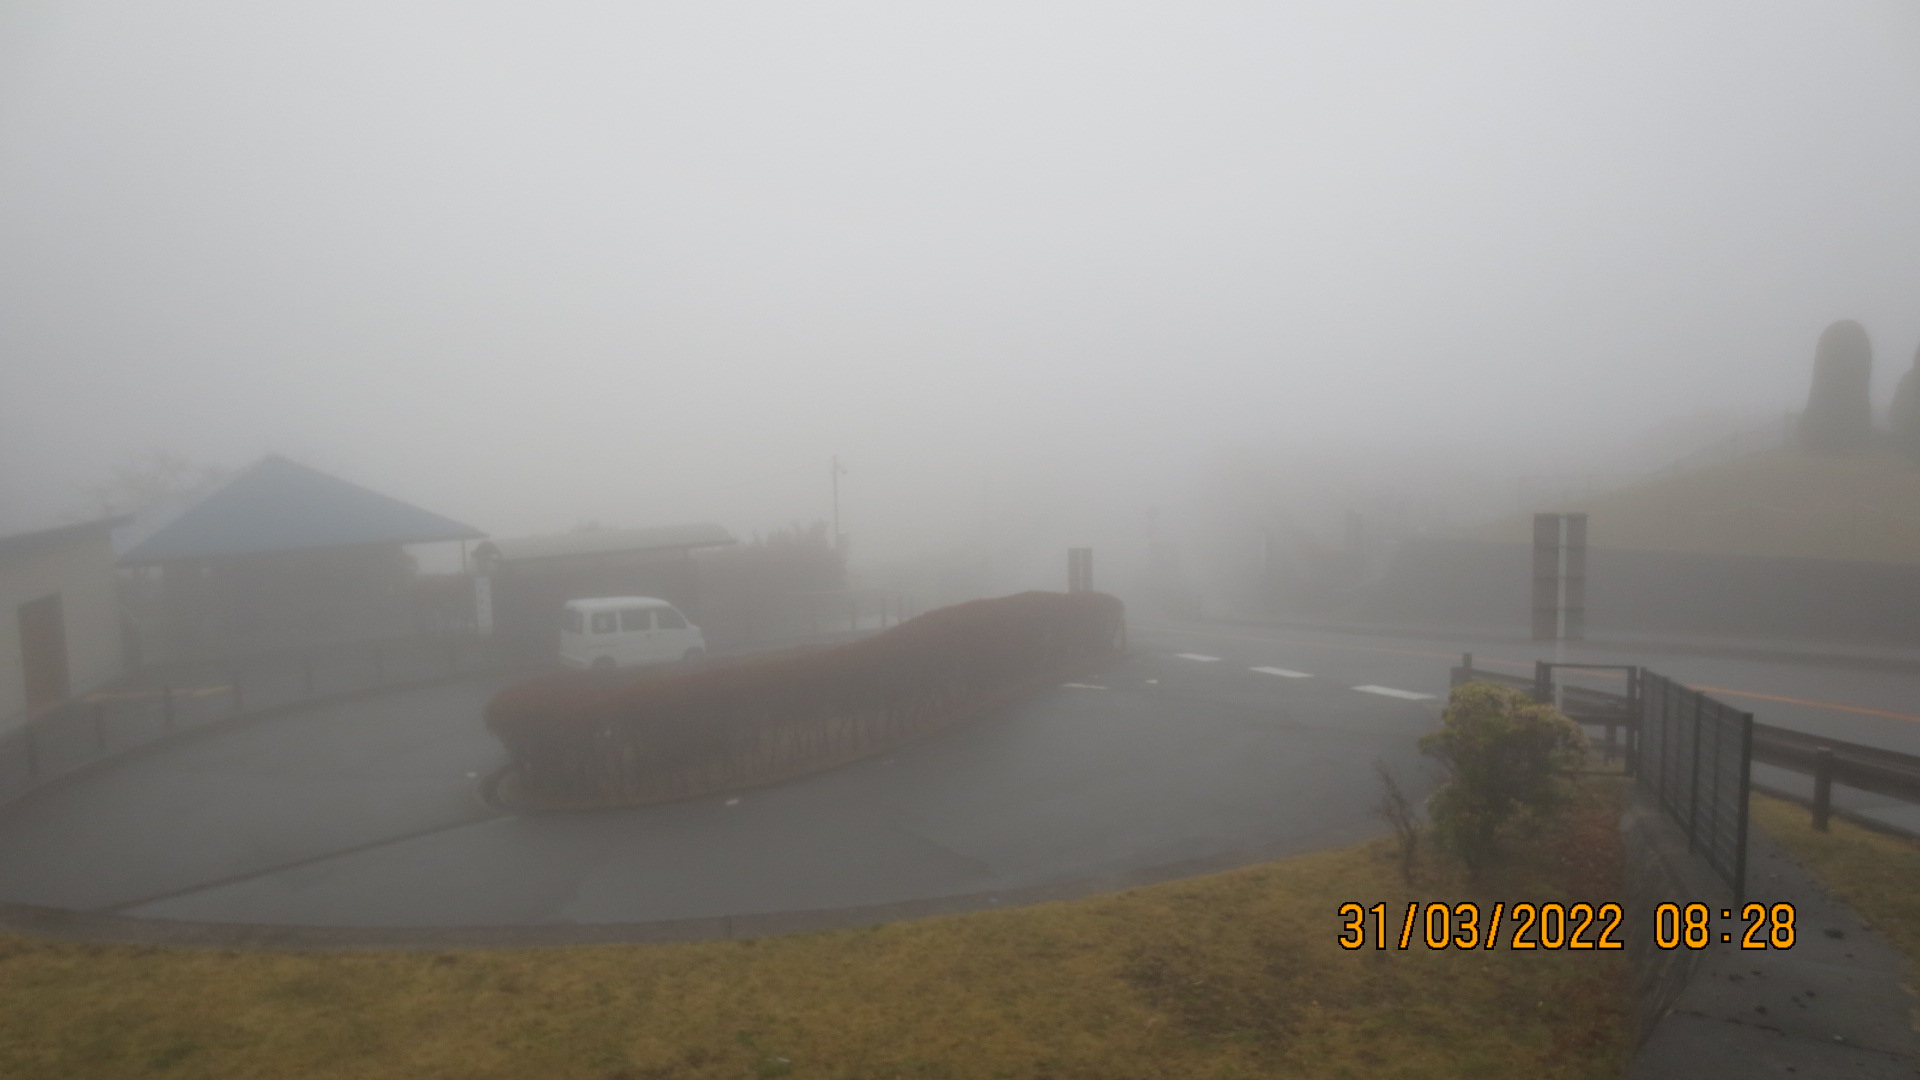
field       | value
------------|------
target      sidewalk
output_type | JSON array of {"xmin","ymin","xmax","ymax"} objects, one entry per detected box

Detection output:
[{"xmin": 1630, "ymin": 826, "xmax": 1920, "ymax": 1078}]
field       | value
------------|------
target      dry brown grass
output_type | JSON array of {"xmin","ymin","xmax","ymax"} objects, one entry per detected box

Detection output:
[
  {"xmin": 1464, "ymin": 449, "xmax": 1920, "ymax": 564},
  {"xmin": 0, "ymin": 779, "xmax": 1632, "ymax": 1079},
  {"xmin": 1751, "ymin": 792, "xmax": 1920, "ymax": 965}
]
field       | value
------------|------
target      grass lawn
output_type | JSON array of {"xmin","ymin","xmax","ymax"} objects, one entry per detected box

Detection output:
[
  {"xmin": 0, "ymin": 778, "xmax": 1632, "ymax": 1080},
  {"xmin": 1751, "ymin": 792, "xmax": 1920, "ymax": 965}
]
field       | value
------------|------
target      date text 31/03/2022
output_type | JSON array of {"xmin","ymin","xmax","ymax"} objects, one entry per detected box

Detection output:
[{"xmin": 1336, "ymin": 902, "xmax": 1798, "ymax": 952}]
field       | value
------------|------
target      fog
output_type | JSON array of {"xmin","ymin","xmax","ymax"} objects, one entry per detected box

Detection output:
[{"xmin": 5, "ymin": 1, "xmax": 1920, "ymax": 576}]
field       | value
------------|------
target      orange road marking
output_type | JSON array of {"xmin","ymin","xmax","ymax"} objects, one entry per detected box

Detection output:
[{"xmin": 1692, "ymin": 687, "xmax": 1920, "ymax": 725}]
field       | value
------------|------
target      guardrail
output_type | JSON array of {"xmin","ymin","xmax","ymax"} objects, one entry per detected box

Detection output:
[{"xmin": 1750, "ymin": 724, "xmax": 1920, "ymax": 830}]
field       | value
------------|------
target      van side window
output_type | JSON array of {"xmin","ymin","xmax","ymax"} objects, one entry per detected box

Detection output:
[
  {"xmin": 620, "ymin": 609, "xmax": 653, "ymax": 632},
  {"xmin": 565, "ymin": 610, "xmax": 584, "ymax": 633},
  {"xmin": 591, "ymin": 612, "xmax": 618, "ymax": 634},
  {"xmin": 656, "ymin": 607, "xmax": 687, "ymax": 629}
]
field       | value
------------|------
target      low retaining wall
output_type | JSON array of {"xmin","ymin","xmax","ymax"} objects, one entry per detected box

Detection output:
[
  {"xmin": 0, "ymin": 634, "xmax": 498, "ymax": 811},
  {"xmin": 1621, "ymin": 791, "xmax": 1734, "ymax": 1048}
]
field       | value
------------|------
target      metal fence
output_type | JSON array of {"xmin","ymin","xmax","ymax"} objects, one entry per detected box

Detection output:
[
  {"xmin": 1636, "ymin": 672, "xmax": 1753, "ymax": 900},
  {"xmin": 1452, "ymin": 657, "xmax": 1752, "ymax": 899},
  {"xmin": 0, "ymin": 631, "xmax": 489, "ymax": 806}
]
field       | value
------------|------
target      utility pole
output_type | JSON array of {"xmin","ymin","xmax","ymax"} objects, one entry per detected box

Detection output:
[{"xmin": 831, "ymin": 455, "xmax": 846, "ymax": 552}]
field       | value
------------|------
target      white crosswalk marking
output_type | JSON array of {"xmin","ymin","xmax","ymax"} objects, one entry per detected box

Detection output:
[
  {"xmin": 1059, "ymin": 682, "xmax": 1108, "ymax": 690},
  {"xmin": 1175, "ymin": 653, "xmax": 1223, "ymax": 662},
  {"xmin": 1251, "ymin": 666, "xmax": 1312, "ymax": 679},
  {"xmin": 1353, "ymin": 684, "xmax": 1436, "ymax": 701}
]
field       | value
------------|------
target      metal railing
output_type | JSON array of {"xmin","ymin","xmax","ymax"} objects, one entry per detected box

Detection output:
[
  {"xmin": 1638, "ymin": 673, "xmax": 1752, "ymax": 900},
  {"xmin": 1750, "ymin": 724, "xmax": 1920, "ymax": 831},
  {"xmin": 0, "ymin": 631, "xmax": 489, "ymax": 806}
]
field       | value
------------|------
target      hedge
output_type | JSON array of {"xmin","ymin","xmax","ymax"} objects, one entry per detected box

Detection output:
[{"xmin": 485, "ymin": 590, "xmax": 1127, "ymax": 808}]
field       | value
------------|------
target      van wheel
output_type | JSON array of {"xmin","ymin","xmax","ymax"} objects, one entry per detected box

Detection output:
[
  {"xmin": 682, "ymin": 647, "xmax": 705, "ymax": 662},
  {"xmin": 591, "ymin": 657, "xmax": 615, "ymax": 670}
]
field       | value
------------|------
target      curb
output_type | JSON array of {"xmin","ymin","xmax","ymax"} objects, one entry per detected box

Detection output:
[{"xmin": 0, "ymin": 817, "xmax": 1382, "ymax": 952}]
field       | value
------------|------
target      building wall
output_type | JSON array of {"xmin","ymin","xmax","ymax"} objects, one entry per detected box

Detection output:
[
  {"xmin": 0, "ymin": 530, "xmax": 124, "ymax": 730},
  {"xmin": 125, "ymin": 544, "xmax": 419, "ymax": 663},
  {"xmin": 488, "ymin": 553, "xmax": 699, "ymax": 661}
]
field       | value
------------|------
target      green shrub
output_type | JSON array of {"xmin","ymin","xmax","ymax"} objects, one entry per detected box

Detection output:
[
  {"xmin": 1419, "ymin": 682, "xmax": 1588, "ymax": 871},
  {"xmin": 486, "ymin": 591, "xmax": 1128, "ymax": 807}
]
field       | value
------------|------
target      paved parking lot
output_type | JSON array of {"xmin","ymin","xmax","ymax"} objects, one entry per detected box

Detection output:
[
  {"xmin": 0, "ymin": 624, "xmax": 1450, "ymax": 928},
  {"xmin": 2, "ymin": 618, "xmax": 1915, "ymax": 931}
]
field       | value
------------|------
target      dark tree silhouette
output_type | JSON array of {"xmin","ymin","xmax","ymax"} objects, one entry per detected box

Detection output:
[
  {"xmin": 1799, "ymin": 320, "xmax": 1874, "ymax": 454},
  {"xmin": 1891, "ymin": 341, "xmax": 1920, "ymax": 464}
]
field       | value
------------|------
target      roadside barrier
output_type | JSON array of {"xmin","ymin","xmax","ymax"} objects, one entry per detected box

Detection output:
[
  {"xmin": 486, "ymin": 591, "xmax": 1127, "ymax": 809},
  {"xmin": 1746, "ymin": 724, "xmax": 1920, "ymax": 831}
]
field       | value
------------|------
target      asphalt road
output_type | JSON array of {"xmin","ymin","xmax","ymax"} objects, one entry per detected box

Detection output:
[{"xmin": 1, "ymin": 618, "xmax": 1917, "ymax": 928}]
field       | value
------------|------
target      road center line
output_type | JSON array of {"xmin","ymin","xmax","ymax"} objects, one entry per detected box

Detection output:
[
  {"xmin": 1175, "ymin": 653, "xmax": 1223, "ymax": 662},
  {"xmin": 1353, "ymin": 685, "xmax": 1436, "ymax": 701},
  {"xmin": 1251, "ymin": 666, "xmax": 1312, "ymax": 679},
  {"xmin": 1138, "ymin": 622, "xmax": 1920, "ymax": 726}
]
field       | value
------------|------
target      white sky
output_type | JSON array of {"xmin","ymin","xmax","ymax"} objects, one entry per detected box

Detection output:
[{"xmin": 4, "ymin": 1, "xmax": 1920, "ymax": 557}]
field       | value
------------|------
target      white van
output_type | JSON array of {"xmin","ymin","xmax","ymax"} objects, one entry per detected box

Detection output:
[{"xmin": 559, "ymin": 597, "xmax": 707, "ymax": 670}]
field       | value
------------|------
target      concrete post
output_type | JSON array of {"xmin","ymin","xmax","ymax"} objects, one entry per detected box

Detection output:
[{"xmin": 1812, "ymin": 747, "xmax": 1835, "ymax": 832}]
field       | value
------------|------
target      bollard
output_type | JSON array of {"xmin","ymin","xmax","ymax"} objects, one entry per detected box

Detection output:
[
  {"xmin": 93, "ymin": 701, "xmax": 106, "ymax": 755},
  {"xmin": 1812, "ymin": 746, "xmax": 1834, "ymax": 832},
  {"xmin": 162, "ymin": 684, "xmax": 175, "ymax": 732}
]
